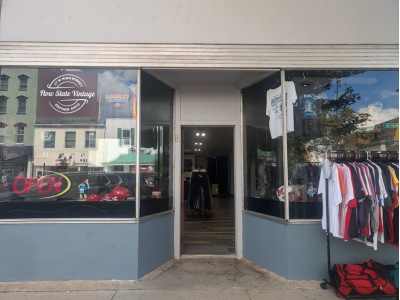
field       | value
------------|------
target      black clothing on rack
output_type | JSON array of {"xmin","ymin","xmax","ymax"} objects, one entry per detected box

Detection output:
[{"xmin": 188, "ymin": 171, "xmax": 211, "ymax": 211}]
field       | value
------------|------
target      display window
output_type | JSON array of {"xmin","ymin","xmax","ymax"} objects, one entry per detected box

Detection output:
[
  {"xmin": 285, "ymin": 70, "xmax": 399, "ymax": 220},
  {"xmin": 242, "ymin": 72, "xmax": 286, "ymax": 218},
  {"xmin": 243, "ymin": 70, "xmax": 399, "ymax": 220},
  {"xmin": 0, "ymin": 67, "xmax": 173, "ymax": 219}
]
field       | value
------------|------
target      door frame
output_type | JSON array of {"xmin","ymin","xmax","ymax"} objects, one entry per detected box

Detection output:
[{"xmin": 173, "ymin": 88, "xmax": 243, "ymax": 260}]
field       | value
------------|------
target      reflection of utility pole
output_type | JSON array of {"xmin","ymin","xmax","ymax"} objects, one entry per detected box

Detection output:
[{"xmin": 336, "ymin": 79, "xmax": 341, "ymax": 100}]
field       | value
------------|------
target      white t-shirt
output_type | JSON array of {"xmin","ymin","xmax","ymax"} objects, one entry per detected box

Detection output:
[
  {"xmin": 319, "ymin": 163, "xmax": 342, "ymax": 238},
  {"xmin": 266, "ymin": 81, "xmax": 297, "ymax": 139}
]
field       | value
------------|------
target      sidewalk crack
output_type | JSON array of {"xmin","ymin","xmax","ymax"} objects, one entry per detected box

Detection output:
[{"xmin": 110, "ymin": 290, "xmax": 118, "ymax": 300}]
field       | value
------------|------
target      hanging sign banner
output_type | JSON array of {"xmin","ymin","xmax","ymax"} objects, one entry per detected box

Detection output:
[{"xmin": 37, "ymin": 70, "xmax": 98, "ymax": 118}]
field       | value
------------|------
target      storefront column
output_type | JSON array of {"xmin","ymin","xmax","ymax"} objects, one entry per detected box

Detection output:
[
  {"xmin": 281, "ymin": 70, "xmax": 289, "ymax": 221},
  {"xmin": 136, "ymin": 68, "xmax": 142, "ymax": 219}
]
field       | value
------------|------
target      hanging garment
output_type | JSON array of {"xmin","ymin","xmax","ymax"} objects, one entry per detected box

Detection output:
[{"xmin": 188, "ymin": 171, "xmax": 211, "ymax": 211}]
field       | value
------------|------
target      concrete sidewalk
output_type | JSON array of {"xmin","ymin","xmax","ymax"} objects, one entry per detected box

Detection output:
[{"xmin": 0, "ymin": 257, "xmax": 372, "ymax": 300}]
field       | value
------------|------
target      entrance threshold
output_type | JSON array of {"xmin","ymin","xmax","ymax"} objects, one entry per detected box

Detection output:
[{"xmin": 181, "ymin": 254, "xmax": 237, "ymax": 259}]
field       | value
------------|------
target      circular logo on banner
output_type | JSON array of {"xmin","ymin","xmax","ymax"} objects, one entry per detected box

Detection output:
[{"xmin": 44, "ymin": 74, "xmax": 94, "ymax": 114}]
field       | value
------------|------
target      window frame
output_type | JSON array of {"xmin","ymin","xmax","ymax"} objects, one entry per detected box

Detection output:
[
  {"xmin": 16, "ymin": 126, "xmax": 24, "ymax": 144},
  {"xmin": 17, "ymin": 96, "xmax": 27, "ymax": 114},
  {"xmin": 65, "ymin": 131, "xmax": 76, "ymax": 148},
  {"xmin": 44, "ymin": 131, "xmax": 56, "ymax": 148},
  {"xmin": 0, "ymin": 96, "xmax": 8, "ymax": 113},
  {"xmin": 85, "ymin": 131, "xmax": 96, "ymax": 149},
  {"xmin": 18, "ymin": 75, "xmax": 29, "ymax": 91},
  {"xmin": 122, "ymin": 129, "xmax": 130, "ymax": 146},
  {"xmin": 0, "ymin": 76, "xmax": 9, "ymax": 91}
]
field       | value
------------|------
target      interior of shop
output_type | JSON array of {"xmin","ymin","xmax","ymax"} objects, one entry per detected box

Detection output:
[{"xmin": 182, "ymin": 126, "xmax": 235, "ymax": 255}]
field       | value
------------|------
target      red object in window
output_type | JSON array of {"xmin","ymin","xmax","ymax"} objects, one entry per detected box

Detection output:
[
  {"xmin": 88, "ymin": 194, "xmax": 102, "ymax": 201},
  {"xmin": 111, "ymin": 187, "xmax": 130, "ymax": 201}
]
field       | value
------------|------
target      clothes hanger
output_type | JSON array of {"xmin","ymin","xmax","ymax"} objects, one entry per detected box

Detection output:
[
  {"xmin": 297, "ymin": 72, "xmax": 313, "ymax": 87},
  {"xmin": 269, "ymin": 74, "xmax": 281, "ymax": 89}
]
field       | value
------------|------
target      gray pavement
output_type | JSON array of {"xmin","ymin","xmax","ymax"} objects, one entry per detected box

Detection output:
[{"xmin": 0, "ymin": 257, "xmax": 374, "ymax": 300}]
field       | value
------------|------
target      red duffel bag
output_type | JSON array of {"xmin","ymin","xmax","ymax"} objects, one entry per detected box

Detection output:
[{"xmin": 331, "ymin": 259, "xmax": 397, "ymax": 298}]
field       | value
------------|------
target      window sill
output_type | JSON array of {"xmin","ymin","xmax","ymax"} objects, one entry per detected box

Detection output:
[
  {"xmin": 0, "ymin": 113, "xmax": 6, "ymax": 115},
  {"xmin": 16, "ymin": 113, "xmax": 26, "ymax": 115}
]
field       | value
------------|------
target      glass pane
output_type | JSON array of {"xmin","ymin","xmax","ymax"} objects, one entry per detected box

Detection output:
[
  {"xmin": 242, "ymin": 72, "xmax": 286, "ymax": 218},
  {"xmin": 285, "ymin": 70, "xmax": 399, "ymax": 220},
  {"xmin": 0, "ymin": 68, "xmax": 138, "ymax": 219},
  {"xmin": 140, "ymin": 71, "xmax": 173, "ymax": 217}
]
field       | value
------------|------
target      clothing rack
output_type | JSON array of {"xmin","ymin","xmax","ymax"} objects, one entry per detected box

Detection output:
[{"xmin": 319, "ymin": 150, "xmax": 398, "ymax": 299}]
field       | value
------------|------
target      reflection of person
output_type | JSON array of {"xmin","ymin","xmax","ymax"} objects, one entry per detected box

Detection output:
[{"xmin": 78, "ymin": 179, "xmax": 90, "ymax": 200}]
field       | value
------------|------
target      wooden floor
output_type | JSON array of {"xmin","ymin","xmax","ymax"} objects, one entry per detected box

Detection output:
[{"xmin": 183, "ymin": 197, "xmax": 235, "ymax": 254}]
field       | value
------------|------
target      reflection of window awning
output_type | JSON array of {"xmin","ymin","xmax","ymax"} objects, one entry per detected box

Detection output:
[{"xmin": 103, "ymin": 153, "xmax": 156, "ymax": 165}]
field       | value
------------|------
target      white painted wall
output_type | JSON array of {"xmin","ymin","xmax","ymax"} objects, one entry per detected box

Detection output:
[
  {"xmin": 180, "ymin": 86, "xmax": 236, "ymax": 122},
  {"xmin": 0, "ymin": 0, "xmax": 398, "ymax": 44}
]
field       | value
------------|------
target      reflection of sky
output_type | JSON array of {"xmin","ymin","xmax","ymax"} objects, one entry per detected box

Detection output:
[
  {"xmin": 73, "ymin": 69, "xmax": 138, "ymax": 94},
  {"xmin": 332, "ymin": 71, "xmax": 399, "ymax": 111},
  {"xmin": 329, "ymin": 71, "xmax": 399, "ymax": 126}
]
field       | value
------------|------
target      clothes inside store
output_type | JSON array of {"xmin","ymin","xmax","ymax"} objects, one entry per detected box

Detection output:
[
  {"xmin": 182, "ymin": 127, "xmax": 235, "ymax": 255},
  {"xmin": 243, "ymin": 70, "xmax": 399, "ymax": 250}
]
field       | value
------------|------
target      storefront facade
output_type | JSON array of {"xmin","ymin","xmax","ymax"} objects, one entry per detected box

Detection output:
[{"xmin": 0, "ymin": 0, "xmax": 398, "ymax": 282}]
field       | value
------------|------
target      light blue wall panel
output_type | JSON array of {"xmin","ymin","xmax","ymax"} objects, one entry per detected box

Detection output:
[
  {"xmin": 138, "ymin": 214, "xmax": 174, "ymax": 279},
  {"xmin": 242, "ymin": 213, "xmax": 288, "ymax": 279},
  {"xmin": 0, "ymin": 224, "xmax": 139, "ymax": 282},
  {"xmin": 287, "ymin": 224, "xmax": 399, "ymax": 280}
]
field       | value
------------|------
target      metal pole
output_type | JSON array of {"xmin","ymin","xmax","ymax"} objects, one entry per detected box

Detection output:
[
  {"xmin": 135, "ymin": 68, "xmax": 141, "ymax": 219},
  {"xmin": 281, "ymin": 70, "xmax": 289, "ymax": 221}
]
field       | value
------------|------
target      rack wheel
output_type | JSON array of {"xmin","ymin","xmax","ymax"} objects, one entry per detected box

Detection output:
[{"xmin": 320, "ymin": 282, "xmax": 327, "ymax": 290}]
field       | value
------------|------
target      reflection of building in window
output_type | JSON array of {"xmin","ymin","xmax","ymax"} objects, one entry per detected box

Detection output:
[
  {"xmin": 0, "ymin": 75, "xmax": 9, "ymax": 91},
  {"xmin": 0, "ymin": 96, "xmax": 8, "ymax": 113},
  {"xmin": 17, "ymin": 96, "xmax": 27, "ymax": 113},
  {"xmin": 382, "ymin": 135, "xmax": 393, "ymax": 141},
  {"xmin": 123, "ymin": 129, "xmax": 130, "ymax": 146},
  {"xmin": 16, "ymin": 126, "xmax": 24, "ymax": 144},
  {"xmin": 85, "ymin": 131, "xmax": 96, "ymax": 148},
  {"xmin": 44, "ymin": 131, "xmax": 56, "ymax": 148},
  {"xmin": 18, "ymin": 75, "xmax": 28, "ymax": 91},
  {"xmin": 113, "ymin": 165, "xmax": 123, "ymax": 171},
  {"xmin": 65, "ymin": 131, "xmax": 76, "ymax": 148}
]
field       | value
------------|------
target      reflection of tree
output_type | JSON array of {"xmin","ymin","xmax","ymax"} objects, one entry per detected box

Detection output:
[{"xmin": 286, "ymin": 71, "xmax": 369, "ymax": 164}]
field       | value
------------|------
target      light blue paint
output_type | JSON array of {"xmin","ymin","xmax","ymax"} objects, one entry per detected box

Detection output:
[
  {"xmin": 287, "ymin": 225, "xmax": 399, "ymax": 280},
  {"xmin": 0, "ymin": 214, "xmax": 174, "ymax": 282},
  {"xmin": 0, "ymin": 224, "xmax": 139, "ymax": 282},
  {"xmin": 243, "ymin": 213, "xmax": 288, "ymax": 279},
  {"xmin": 243, "ymin": 213, "xmax": 399, "ymax": 281},
  {"xmin": 138, "ymin": 214, "xmax": 174, "ymax": 278}
]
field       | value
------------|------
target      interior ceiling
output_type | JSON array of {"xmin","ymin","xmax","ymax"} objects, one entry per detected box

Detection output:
[
  {"xmin": 144, "ymin": 69, "xmax": 277, "ymax": 89},
  {"xmin": 183, "ymin": 127, "xmax": 233, "ymax": 156}
]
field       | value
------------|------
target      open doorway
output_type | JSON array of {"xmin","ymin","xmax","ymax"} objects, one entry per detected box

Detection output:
[{"xmin": 181, "ymin": 127, "xmax": 235, "ymax": 255}]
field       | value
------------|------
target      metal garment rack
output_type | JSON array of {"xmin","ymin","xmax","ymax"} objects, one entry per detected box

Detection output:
[{"xmin": 319, "ymin": 150, "xmax": 399, "ymax": 299}]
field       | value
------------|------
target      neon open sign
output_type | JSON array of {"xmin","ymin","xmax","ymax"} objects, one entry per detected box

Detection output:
[{"xmin": 13, "ymin": 171, "xmax": 71, "ymax": 199}]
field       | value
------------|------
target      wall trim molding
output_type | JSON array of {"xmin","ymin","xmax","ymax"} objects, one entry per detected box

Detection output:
[{"xmin": 0, "ymin": 42, "xmax": 398, "ymax": 69}]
